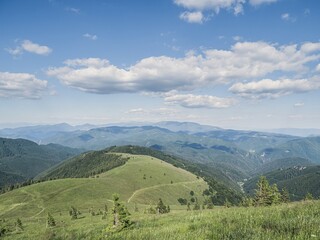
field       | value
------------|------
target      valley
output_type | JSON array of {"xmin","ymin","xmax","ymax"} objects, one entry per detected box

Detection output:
[{"xmin": 0, "ymin": 122, "xmax": 319, "ymax": 239}]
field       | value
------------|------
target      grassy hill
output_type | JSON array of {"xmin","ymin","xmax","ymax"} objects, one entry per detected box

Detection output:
[
  {"xmin": 244, "ymin": 165, "xmax": 320, "ymax": 200},
  {"xmin": 0, "ymin": 152, "xmax": 210, "ymax": 238},
  {"xmin": 37, "ymin": 145, "xmax": 242, "ymax": 205},
  {"xmin": 40, "ymin": 126, "xmax": 263, "ymax": 187},
  {"xmin": 0, "ymin": 138, "xmax": 82, "ymax": 189},
  {"xmin": 0, "ymin": 146, "xmax": 318, "ymax": 239}
]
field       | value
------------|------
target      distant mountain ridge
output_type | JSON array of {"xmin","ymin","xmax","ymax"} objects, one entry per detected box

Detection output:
[{"xmin": 1, "ymin": 121, "xmax": 320, "ymax": 192}]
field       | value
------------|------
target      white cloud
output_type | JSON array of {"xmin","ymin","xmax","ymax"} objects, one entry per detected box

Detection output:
[
  {"xmin": 316, "ymin": 64, "xmax": 320, "ymax": 72},
  {"xmin": 249, "ymin": 0, "xmax": 278, "ymax": 6},
  {"xmin": 180, "ymin": 11, "xmax": 204, "ymax": 23},
  {"xmin": 174, "ymin": 0, "xmax": 245, "ymax": 14},
  {"xmin": 47, "ymin": 41, "xmax": 320, "ymax": 95},
  {"xmin": 229, "ymin": 78, "xmax": 319, "ymax": 99},
  {"xmin": 83, "ymin": 33, "xmax": 97, "ymax": 40},
  {"xmin": 233, "ymin": 35, "xmax": 242, "ymax": 41},
  {"xmin": 294, "ymin": 102, "xmax": 304, "ymax": 107},
  {"xmin": 66, "ymin": 7, "xmax": 80, "ymax": 14},
  {"xmin": 164, "ymin": 92, "xmax": 236, "ymax": 108},
  {"xmin": 174, "ymin": 0, "xmax": 277, "ymax": 22},
  {"xmin": 21, "ymin": 40, "xmax": 52, "ymax": 55},
  {"xmin": 6, "ymin": 40, "xmax": 52, "ymax": 56},
  {"xmin": 281, "ymin": 13, "xmax": 296, "ymax": 22},
  {"xmin": 126, "ymin": 107, "xmax": 179, "ymax": 117},
  {"xmin": 0, "ymin": 72, "xmax": 47, "ymax": 99}
]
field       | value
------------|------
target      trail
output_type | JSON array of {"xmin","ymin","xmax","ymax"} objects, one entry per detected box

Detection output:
[
  {"xmin": 20, "ymin": 188, "xmax": 46, "ymax": 218},
  {"xmin": 127, "ymin": 179, "xmax": 204, "ymax": 203}
]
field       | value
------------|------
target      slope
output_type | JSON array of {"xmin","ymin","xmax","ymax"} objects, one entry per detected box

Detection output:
[
  {"xmin": 259, "ymin": 136, "xmax": 320, "ymax": 164},
  {"xmin": 244, "ymin": 165, "xmax": 320, "ymax": 200},
  {"xmin": 42, "ymin": 126, "xmax": 263, "ymax": 185},
  {"xmin": 0, "ymin": 152, "xmax": 208, "ymax": 220},
  {"xmin": 253, "ymin": 157, "xmax": 314, "ymax": 175},
  {"xmin": 0, "ymin": 137, "xmax": 82, "ymax": 186}
]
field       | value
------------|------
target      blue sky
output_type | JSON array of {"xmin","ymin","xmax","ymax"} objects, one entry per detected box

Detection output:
[{"xmin": 0, "ymin": 0, "xmax": 319, "ymax": 129}]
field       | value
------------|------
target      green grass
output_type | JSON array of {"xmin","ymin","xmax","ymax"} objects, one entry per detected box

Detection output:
[
  {"xmin": 0, "ymin": 153, "xmax": 209, "ymax": 239},
  {"xmin": 1, "ymin": 201, "xmax": 319, "ymax": 239},
  {"xmin": 2, "ymin": 153, "xmax": 319, "ymax": 239}
]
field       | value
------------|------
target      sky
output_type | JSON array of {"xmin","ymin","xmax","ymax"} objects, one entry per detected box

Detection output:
[{"xmin": 0, "ymin": 0, "xmax": 320, "ymax": 130}]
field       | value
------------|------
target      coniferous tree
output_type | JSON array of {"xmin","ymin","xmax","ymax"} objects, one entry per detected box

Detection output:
[
  {"xmin": 241, "ymin": 197, "xmax": 253, "ymax": 207},
  {"xmin": 47, "ymin": 213, "xmax": 56, "ymax": 227},
  {"xmin": 156, "ymin": 198, "xmax": 168, "ymax": 214},
  {"xmin": 269, "ymin": 184, "xmax": 281, "ymax": 205},
  {"xmin": 70, "ymin": 206, "xmax": 78, "ymax": 220},
  {"xmin": 224, "ymin": 199, "xmax": 231, "ymax": 208},
  {"xmin": 305, "ymin": 192, "xmax": 314, "ymax": 201},
  {"xmin": 280, "ymin": 187, "xmax": 290, "ymax": 203},
  {"xmin": 254, "ymin": 176, "xmax": 271, "ymax": 206},
  {"xmin": 15, "ymin": 218, "xmax": 23, "ymax": 231},
  {"xmin": 112, "ymin": 194, "xmax": 131, "ymax": 228}
]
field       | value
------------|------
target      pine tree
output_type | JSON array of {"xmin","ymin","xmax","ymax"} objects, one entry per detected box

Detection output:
[
  {"xmin": 224, "ymin": 199, "xmax": 231, "ymax": 208},
  {"xmin": 254, "ymin": 176, "xmax": 271, "ymax": 206},
  {"xmin": 241, "ymin": 197, "xmax": 253, "ymax": 207},
  {"xmin": 47, "ymin": 213, "xmax": 56, "ymax": 227},
  {"xmin": 280, "ymin": 188, "xmax": 290, "ymax": 203},
  {"xmin": 112, "ymin": 194, "xmax": 131, "ymax": 228},
  {"xmin": 269, "ymin": 184, "xmax": 281, "ymax": 205},
  {"xmin": 15, "ymin": 218, "xmax": 23, "ymax": 231},
  {"xmin": 70, "ymin": 206, "xmax": 78, "ymax": 220},
  {"xmin": 305, "ymin": 192, "xmax": 314, "ymax": 201},
  {"xmin": 156, "ymin": 198, "xmax": 168, "ymax": 214}
]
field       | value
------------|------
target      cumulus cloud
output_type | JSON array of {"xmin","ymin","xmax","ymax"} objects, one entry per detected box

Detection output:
[
  {"xmin": 180, "ymin": 11, "xmax": 204, "ymax": 23},
  {"xmin": 174, "ymin": 0, "xmax": 278, "ymax": 22},
  {"xmin": 83, "ymin": 33, "xmax": 97, "ymax": 40},
  {"xmin": 6, "ymin": 40, "xmax": 52, "ymax": 56},
  {"xmin": 174, "ymin": 0, "xmax": 245, "ymax": 14},
  {"xmin": 0, "ymin": 72, "xmax": 47, "ymax": 99},
  {"xmin": 47, "ymin": 41, "xmax": 320, "ymax": 95},
  {"xmin": 249, "ymin": 0, "xmax": 278, "ymax": 6},
  {"xmin": 229, "ymin": 78, "xmax": 319, "ymax": 99},
  {"xmin": 164, "ymin": 92, "xmax": 236, "ymax": 108}
]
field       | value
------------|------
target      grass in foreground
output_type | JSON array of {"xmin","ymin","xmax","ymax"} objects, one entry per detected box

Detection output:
[{"xmin": 1, "ymin": 200, "xmax": 319, "ymax": 240}]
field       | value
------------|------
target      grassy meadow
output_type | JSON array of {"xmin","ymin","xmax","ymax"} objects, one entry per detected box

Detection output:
[
  {"xmin": 1, "ymin": 200, "xmax": 319, "ymax": 239},
  {"xmin": 1, "ymin": 153, "xmax": 319, "ymax": 239}
]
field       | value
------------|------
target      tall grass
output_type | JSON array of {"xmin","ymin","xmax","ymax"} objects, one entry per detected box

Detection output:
[{"xmin": 2, "ymin": 200, "xmax": 319, "ymax": 239}]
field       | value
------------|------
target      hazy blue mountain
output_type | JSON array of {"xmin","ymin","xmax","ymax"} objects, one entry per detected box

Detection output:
[
  {"xmin": 261, "ymin": 128, "xmax": 320, "ymax": 137},
  {"xmin": 153, "ymin": 121, "xmax": 221, "ymax": 133},
  {"xmin": 0, "ymin": 123, "xmax": 97, "ymax": 143},
  {"xmin": 259, "ymin": 137, "xmax": 320, "ymax": 164},
  {"xmin": 42, "ymin": 126, "xmax": 263, "ymax": 185},
  {"xmin": 194, "ymin": 129, "xmax": 297, "ymax": 152},
  {"xmin": 253, "ymin": 157, "xmax": 314, "ymax": 175}
]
